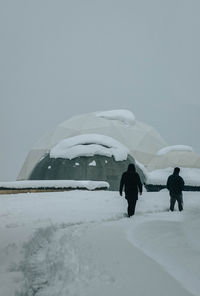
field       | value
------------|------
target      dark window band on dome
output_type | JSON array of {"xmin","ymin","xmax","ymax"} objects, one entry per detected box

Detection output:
[{"xmin": 29, "ymin": 154, "xmax": 146, "ymax": 191}]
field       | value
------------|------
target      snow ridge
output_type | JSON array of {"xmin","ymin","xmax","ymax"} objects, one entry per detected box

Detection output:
[
  {"xmin": 50, "ymin": 134, "xmax": 129, "ymax": 161},
  {"xmin": 157, "ymin": 145, "xmax": 193, "ymax": 155},
  {"xmin": 96, "ymin": 109, "xmax": 136, "ymax": 125}
]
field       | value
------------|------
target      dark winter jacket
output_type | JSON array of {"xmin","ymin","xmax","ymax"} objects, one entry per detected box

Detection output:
[
  {"xmin": 167, "ymin": 169, "xmax": 185, "ymax": 195},
  {"xmin": 119, "ymin": 164, "xmax": 143, "ymax": 199}
]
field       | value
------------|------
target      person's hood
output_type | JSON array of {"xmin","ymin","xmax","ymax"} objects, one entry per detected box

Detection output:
[
  {"xmin": 127, "ymin": 163, "xmax": 136, "ymax": 173},
  {"xmin": 173, "ymin": 167, "xmax": 180, "ymax": 175}
]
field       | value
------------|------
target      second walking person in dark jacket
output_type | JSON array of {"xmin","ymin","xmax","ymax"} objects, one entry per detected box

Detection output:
[
  {"xmin": 167, "ymin": 167, "xmax": 185, "ymax": 211},
  {"xmin": 119, "ymin": 164, "xmax": 143, "ymax": 217}
]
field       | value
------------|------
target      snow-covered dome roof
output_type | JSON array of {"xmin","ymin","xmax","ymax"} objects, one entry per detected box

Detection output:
[
  {"xmin": 157, "ymin": 145, "xmax": 193, "ymax": 156},
  {"xmin": 17, "ymin": 109, "xmax": 166, "ymax": 180},
  {"xmin": 50, "ymin": 134, "xmax": 129, "ymax": 161},
  {"xmin": 147, "ymin": 145, "xmax": 200, "ymax": 171},
  {"xmin": 96, "ymin": 109, "xmax": 136, "ymax": 125}
]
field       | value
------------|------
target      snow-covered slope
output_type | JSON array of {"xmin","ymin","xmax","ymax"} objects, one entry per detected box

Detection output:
[{"xmin": 0, "ymin": 190, "xmax": 199, "ymax": 296}]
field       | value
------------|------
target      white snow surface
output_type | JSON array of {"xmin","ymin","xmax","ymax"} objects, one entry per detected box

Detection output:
[
  {"xmin": 0, "ymin": 180, "xmax": 109, "ymax": 190},
  {"xmin": 157, "ymin": 145, "xmax": 194, "ymax": 155},
  {"xmin": 147, "ymin": 167, "xmax": 200, "ymax": 186},
  {"xmin": 96, "ymin": 109, "xmax": 136, "ymax": 125},
  {"xmin": 0, "ymin": 190, "xmax": 200, "ymax": 296},
  {"xmin": 50, "ymin": 134, "xmax": 129, "ymax": 161},
  {"xmin": 88, "ymin": 160, "xmax": 96, "ymax": 166}
]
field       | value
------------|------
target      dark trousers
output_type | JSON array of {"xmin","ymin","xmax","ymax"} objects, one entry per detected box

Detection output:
[
  {"xmin": 126, "ymin": 198, "xmax": 137, "ymax": 217},
  {"xmin": 170, "ymin": 193, "xmax": 183, "ymax": 211}
]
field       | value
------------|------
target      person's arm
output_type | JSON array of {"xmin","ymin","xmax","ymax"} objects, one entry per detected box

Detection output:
[
  {"xmin": 166, "ymin": 176, "xmax": 170, "ymax": 190},
  {"xmin": 119, "ymin": 173, "xmax": 125, "ymax": 196},
  {"xmin": 137, "ymin": 174, "xmax": 143, "ymax": 195},
  {"xmin": 181, "ymin": 177, "xmax": 185, "ymax": 190}
]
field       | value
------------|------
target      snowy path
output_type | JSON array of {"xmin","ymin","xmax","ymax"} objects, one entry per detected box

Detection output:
[
  {"xmin": 0, "ymin": 191, "xmax": 199, "ymax": 296},
  {"xmin": 127, "ymin": 212, "xmax": 200, "ymax": 296},
  {"xmin": 65, "ymin": 221, "xmax": 193, "ymax": 296},
  {"xmin": 15, "ymin": 221, "xmax": 194, "ymax": 296}
]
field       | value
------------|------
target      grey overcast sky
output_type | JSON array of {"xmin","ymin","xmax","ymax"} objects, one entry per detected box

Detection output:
[{"xmin": 0, "ymin": 0, "xmax": 200, "ymax": 181}]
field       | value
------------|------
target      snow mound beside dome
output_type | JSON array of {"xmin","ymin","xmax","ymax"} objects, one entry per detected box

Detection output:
[
  {"xmin": 147, "ymin": 167, "xmax": 200, "ymax": 187},
  {"xmin": 148, "ymin": 146, "xmax": 200, "ymax": 172},
  {"xmin": 96, "ymin": 109, "xmax": 135, "ymax": 125},
  {"xmin": 50, "ymin": 134, "xmax": 130, "ymax": 161},
  {"xmin": 157, "ymin": 145, "xmax": 193, "ymax": 156}
]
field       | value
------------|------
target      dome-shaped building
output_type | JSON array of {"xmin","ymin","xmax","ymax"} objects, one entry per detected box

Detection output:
[
  {"xmin": 27, "ymin": 134, "xmax": 146, "ymax": 191},
  {"xmin": 147, "ymin": 145, "xmax": 200, "ymax": 171},
  {"xmin": 17, "ymin": 110, "xmax": 166, "ymax": 181},
  {"xmin": 146, "ymin": 145, "xmax": 200, "ymax": 191}
]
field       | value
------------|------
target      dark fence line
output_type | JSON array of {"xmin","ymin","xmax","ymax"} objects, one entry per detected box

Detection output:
[
  {"xmin": 0, "ymin": 186, "xmax": 108, "ymax": 195},
  {"xmin": 1, "ymin": 185, "xmax": 200, "ymax": 194},
  {"xmin": 145, "ymin": 184, "xmax": 200, "ymax": 192}
]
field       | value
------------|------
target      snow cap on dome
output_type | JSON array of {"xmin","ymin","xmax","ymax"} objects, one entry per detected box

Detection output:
[
  {"xmin": 96, "ymin": 109, "xmax": 135, "ymax": 125},
  {"xmin": 157, "ymin": 145, "xmax": 193, "ymax": 156},
  {"xmin": 50, "ymin": 134, "xmax": 130, "ymax": 161}
]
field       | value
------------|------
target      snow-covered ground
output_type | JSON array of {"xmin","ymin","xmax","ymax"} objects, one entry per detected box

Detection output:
[{"xmin": 0, "ymin": 190, "xmax": 200, "ymax": 296}]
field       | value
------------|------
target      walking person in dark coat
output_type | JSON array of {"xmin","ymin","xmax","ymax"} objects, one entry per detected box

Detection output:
[
  {"xmin": 119, "ymin": 164, "xmax": 143, "ymax": 217},
  {"xmin": 167, "ymin": 167, "xmax": 185, "ymax": 211}
]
